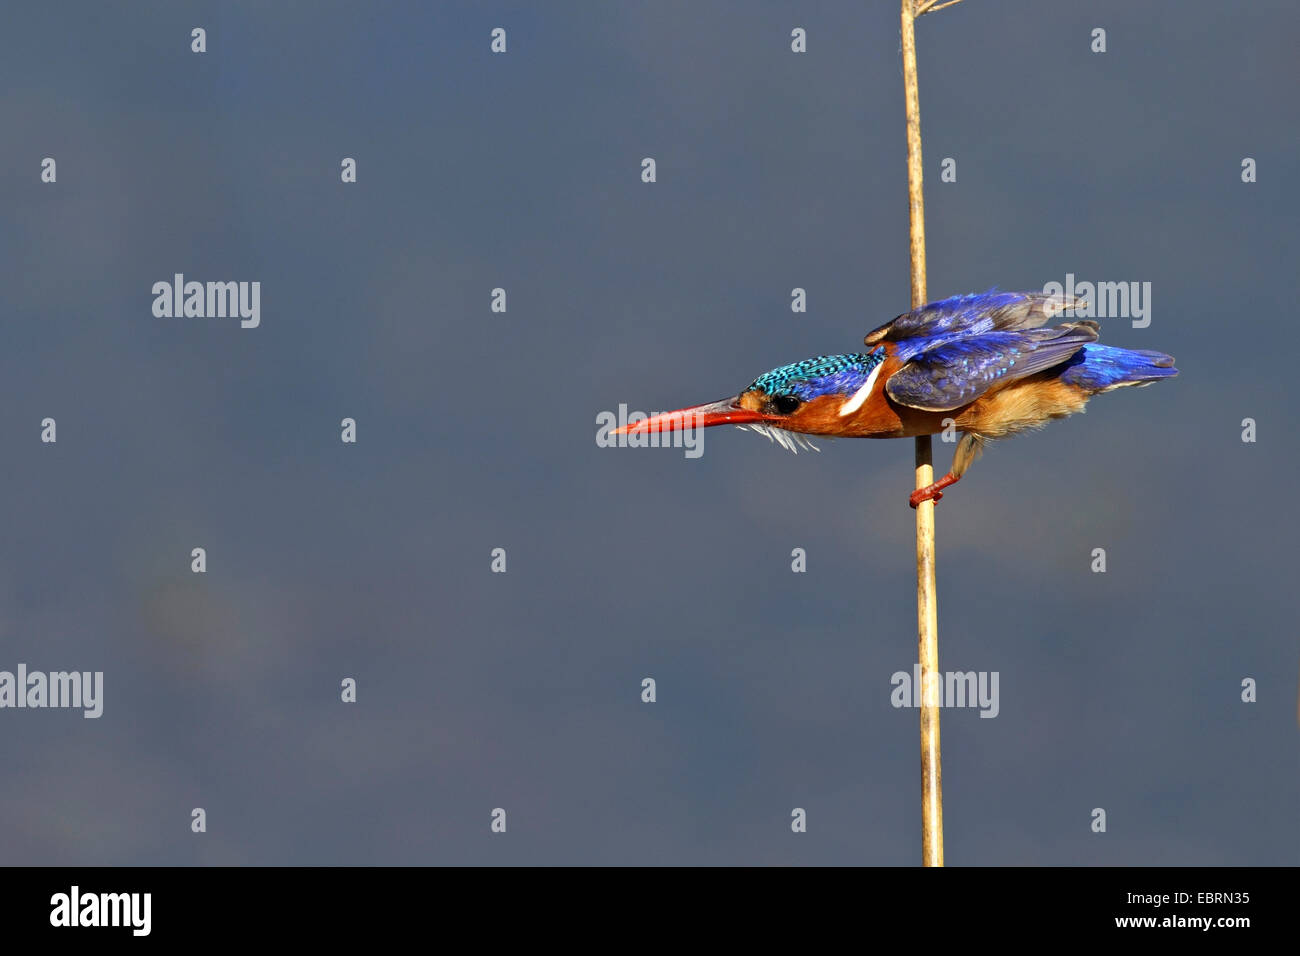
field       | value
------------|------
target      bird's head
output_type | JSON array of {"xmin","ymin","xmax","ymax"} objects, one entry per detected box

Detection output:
[{"xmin": 613, "ymin": 347, "xmax": 888, "ymax": 448}]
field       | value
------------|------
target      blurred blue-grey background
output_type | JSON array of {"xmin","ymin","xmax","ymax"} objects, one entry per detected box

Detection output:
[{"xmin": 1, "ymin": 1, "xmax": 1296, "ymax": 865}]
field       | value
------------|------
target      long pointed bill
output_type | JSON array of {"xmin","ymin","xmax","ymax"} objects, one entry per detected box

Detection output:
[{"xmin": 611, "ymin": 397, "xmax": 774, "ymax": 436}]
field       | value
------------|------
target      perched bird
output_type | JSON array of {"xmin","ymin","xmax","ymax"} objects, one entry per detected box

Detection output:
[{"xmin": 614, "ymin": 290, "xmax": 1177, "ymax": 507}]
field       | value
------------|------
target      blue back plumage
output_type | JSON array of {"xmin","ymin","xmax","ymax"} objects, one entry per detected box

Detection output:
[
  {"xmin": 749, "ymin": 348, "xmax": 885, "ymax": 400},
  {"xmin": 867, "ymin": 289, "xmax": 1079, "ymax": 362},
  {"xmin": 884, "ymin": 291, "xmax": 1035, "ymax": 337}
]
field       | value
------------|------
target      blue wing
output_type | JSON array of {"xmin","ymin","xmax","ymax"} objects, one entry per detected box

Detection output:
[
  {"xmin": 885, "ymin": 323, "xmax": 1099, "ymax": 412},
  {"xmin": 865, "ymin": 290, "xmax": 1084, "ymax": 351}
]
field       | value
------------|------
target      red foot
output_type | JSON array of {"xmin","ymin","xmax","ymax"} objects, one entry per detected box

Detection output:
[{"xmin": 909, "ymin": 473, "xmax": 960, "ymax": 509}]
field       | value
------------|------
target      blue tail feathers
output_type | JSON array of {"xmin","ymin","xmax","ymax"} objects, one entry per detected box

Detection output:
[{"xmin": 1058, "ymin": 345, "xmax": 1177, "ymax": 391}]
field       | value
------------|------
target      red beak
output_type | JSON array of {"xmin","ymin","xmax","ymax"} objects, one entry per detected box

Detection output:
[{"xmin": 611, "ymin": 397, "xmax": 775, "ymax": 436}]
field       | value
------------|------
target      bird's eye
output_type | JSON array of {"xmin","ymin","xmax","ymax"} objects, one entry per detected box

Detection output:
[{"xmin": 771, "ymin": 394, "xmax": 802, "ymax": 415}]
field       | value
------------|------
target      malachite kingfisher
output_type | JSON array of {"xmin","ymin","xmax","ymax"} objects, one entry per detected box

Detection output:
[{"xmin": 614, "ymin": 290, "xmax": 1177, "ymax": 507}]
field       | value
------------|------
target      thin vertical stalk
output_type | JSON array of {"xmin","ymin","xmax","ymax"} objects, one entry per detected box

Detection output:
[{"xmin": 900, "ymin": 0, "xmax": 944, "ymax": 868}]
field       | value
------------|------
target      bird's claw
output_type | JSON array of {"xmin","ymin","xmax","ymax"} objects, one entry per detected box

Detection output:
[{"xmin": 910, "ymin": 472, "xmax": 960, "ymax": 509}]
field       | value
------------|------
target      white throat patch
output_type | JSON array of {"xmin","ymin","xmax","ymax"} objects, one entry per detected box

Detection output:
[{"xmin": 838, "ymin": 361, "xmax": 884, "ymax": 416}]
